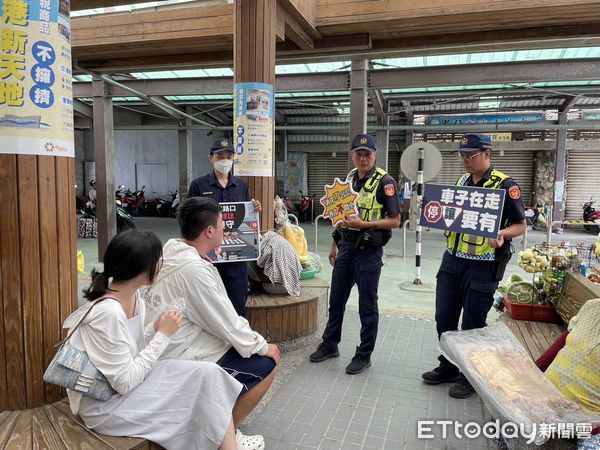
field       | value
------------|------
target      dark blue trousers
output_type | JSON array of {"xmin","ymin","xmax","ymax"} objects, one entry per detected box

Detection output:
[
  {"xmin": 435, "ymin": 251, "xmax": 498, "ymax": 373},
  {"xmin": 322, "ymin": 241, "xmax": 383, "ymax": 360},
  {"xmin": 217, "ymin": 261, "xmax": 249, "ymax": 316}
]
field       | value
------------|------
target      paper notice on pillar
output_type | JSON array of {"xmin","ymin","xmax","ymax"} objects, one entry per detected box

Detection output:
[
  {"xmin": 0, "ymin": 0, "xmax": 74, "ymax": 157},
  {"xmin": 419, "ymin": 183, "xmax": 506, "ymax": 239},
  {"xmin": 233, "ymin": 82, "xmax": 273, "ymax": 177}
]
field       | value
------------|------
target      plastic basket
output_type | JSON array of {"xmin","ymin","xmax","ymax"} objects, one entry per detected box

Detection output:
[{"xmin": 504, "ymin": 297, "xmax": 560, "ymax": 323}]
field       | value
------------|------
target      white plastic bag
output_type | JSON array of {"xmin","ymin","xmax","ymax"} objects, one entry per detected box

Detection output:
[{"xmin": 440, "ymin": 323, "xmax": 599, "ymax": 447}]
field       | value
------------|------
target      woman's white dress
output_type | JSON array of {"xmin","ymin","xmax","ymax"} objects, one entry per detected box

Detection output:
[{"xmin": 64, "ymin": 298, "xmax": 242, "ymax": 450}]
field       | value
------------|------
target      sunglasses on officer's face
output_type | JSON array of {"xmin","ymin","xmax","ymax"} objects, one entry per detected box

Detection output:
[{"xmin": 457, "ymin": 151, "xmax": 484, "ymax": 162}]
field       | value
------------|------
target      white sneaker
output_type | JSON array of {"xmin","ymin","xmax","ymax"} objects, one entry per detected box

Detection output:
[{"xmin": 235, "ymin": 429, "xmax": 265, "ymax": 450}]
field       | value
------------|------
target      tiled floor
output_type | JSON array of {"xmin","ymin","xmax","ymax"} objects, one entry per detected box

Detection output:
[{"xmin": 244, "ymin": 312, "xmax": 492, "ymax": 450}]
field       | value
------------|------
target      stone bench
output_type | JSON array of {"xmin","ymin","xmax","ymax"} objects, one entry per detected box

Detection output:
[{"xmin": 0, "ymin": 398, "xmax": 160, "ymax": 449}]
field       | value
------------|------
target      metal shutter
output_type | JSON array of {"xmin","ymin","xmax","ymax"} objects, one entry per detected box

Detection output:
[
  {"xmin": 387, "ymin": 151, "xmax": 400, "ymax": 181},
  {"xmin": 308, "ymin": 153, "xmax": 352, "ymax": 216},
  {"xmin": 427, "ymin": 151, "xmax": 534, "ymax": 205},
  {"xmin": 565, "ymin": 148, "xmax": 600, "ymax": 220}
]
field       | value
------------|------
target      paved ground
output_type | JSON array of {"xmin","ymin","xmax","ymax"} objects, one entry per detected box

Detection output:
[{"xmin": 241, "ymin": 311, "xmax": 493, "ymax": 450}]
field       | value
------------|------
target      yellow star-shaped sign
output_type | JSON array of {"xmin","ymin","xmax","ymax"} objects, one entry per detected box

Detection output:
[{"xmin": 319, "ymin": 178, "xmax": 359, "ymax": 226}]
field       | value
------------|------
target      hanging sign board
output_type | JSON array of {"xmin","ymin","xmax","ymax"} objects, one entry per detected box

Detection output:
[
  {"xmin": 420, "ymin": 184, "xmax": 506, "ymax": 239},
  {"xmin": 0, "ymin": 0, "xmax": 74, "ymax": 157},
  {"xmin": 208, "ymin": 201, "xmax": 260, "ymax": 264},
  {"xmin": 319, "ymin": 178, "xmax": 359, "ymax": 226},
  {"xmin": 233, "ymin": 82, "xmax": 274, "ymax": 177}
]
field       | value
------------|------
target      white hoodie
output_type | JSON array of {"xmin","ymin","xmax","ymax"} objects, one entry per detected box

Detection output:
[{"xmin": 144, "ymin": 239, "xmax": 268, "ymax": 363}]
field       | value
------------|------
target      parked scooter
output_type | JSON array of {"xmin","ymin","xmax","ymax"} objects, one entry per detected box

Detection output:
[
  {"xmin": 81, "ymin": 201, "xmax": 136, "ymax": 233},
  {"xmin": 169, "ymin": 190, "xmax": 180, "ymax": 218},
  {"xmin": 583, "ymin": 198, "xmax": 600, "ymax": 232},
  {"xmin": 120, "ymin": 186, "xmax": 146, "ymax": 216},
  {"xmin": 142, "ymin": 194, "xmax": 169, "ymax": 217}
]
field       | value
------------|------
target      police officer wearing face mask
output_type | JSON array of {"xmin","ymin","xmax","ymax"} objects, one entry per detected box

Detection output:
[
  {"xmin": 310, "ymin": 134, "xmax": 401, "ymax": 375},
  {"xmin": 188, "ymin": 138, "xmax": 262, "ymax": 316},
  {"xmin": 422, "ymin": 133, "xmax": 526, "ymax": 399}
]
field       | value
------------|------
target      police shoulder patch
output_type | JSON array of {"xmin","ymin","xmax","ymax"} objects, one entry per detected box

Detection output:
[
  {"xmin": 384, "ymin": 183, "xmax": 395, "ymax": 197},
  {"xmin": 508, "ymin": 185, "xmax": 521, "ymax": 200}
]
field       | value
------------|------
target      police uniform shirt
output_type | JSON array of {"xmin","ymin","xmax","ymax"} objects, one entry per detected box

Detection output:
[
  {"xmin": 188, "ymin": 171, "xmax": 250, "ymax": 203},
  {"xmin": 463, "ymin": 165, "xmax": 526, "ymax": 227},
  {"xmin": 351, "ymin": 166, "xmax": 401, "ymax": 219}
]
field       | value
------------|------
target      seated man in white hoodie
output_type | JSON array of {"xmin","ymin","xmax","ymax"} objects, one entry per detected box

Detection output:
[{"xmin": 144, "ymin": 196, "xmax": 279, "ymax": 430}]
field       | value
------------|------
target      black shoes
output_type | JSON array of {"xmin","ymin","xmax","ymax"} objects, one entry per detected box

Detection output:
[
  {"xmin": 310, "ymin": 344, "xmax": 339, "ymax": 362},
  {"xmin": 448, "ymin": 375, "xmax": 476, "ymax": 399},
  {"xmin": 345, "ymin": 356, "xmax": 371, "ymax": 374},
  {"xmin": 421, "ymin": 367, "xmax": 460, "ymax": 385}
]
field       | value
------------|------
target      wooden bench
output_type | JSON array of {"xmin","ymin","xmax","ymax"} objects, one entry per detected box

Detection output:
[
  {"xmin": 499, "ymin": 271, "xmax": 600, "ymax": 361},
  {"xmin": 0, "ymin": 398, "xmax": 160, "ymax": 449},
  {"xmin": 498, "ymin": 314, "xmax": 564, "ymax": 360},
  {"xmin": 246, "ymin": 276, "xmax": 329, "ymax": 343},
  {"xmin": 246, "ymin": 291, "xmax": 318, "ymax": 342}
]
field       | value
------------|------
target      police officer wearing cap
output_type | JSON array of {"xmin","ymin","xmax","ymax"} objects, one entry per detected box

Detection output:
[
  {"xmin": 310, "ymin": 134, "xmax": 401, "ymax": 374},
  {"xmin": 422, "ymin": 133, "xmax": 526, "ymax": 398},
  {"xmin": 188, "ymin": 138, "xmax": 261, "ymax": 316}
]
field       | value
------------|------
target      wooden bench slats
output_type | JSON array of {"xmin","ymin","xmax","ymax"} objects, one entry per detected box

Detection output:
[
  {"xmin": 499, "ymin": 315, "xmax": 564, "ymax": 361},
  {"xmin": 32, "ymin": 408, "xmax": 67, "ymax": 449},
  {"xmin": 0, "ymin": 411, "xmax": 22, "ymax": 448},
  {"xmin": 41, "ymin": 404, "xmax": 114, "ymax": 450},
  {"xmin": 246, "ymin": 292, "xmax": 316, "ymax": 308},
  {"xmin": 52, "ymin": 400, "xmax": 149, "ymax": 449},
  {"xmin": 1, "ymin": 400, "xmax": 158, "ymax": 449},
  {"xmin": 246, "ymin": 291, "xmax": 319, "ymax": 342},
  {"xmin": 5, "ymin": 409, "xmax": 33, "ymax": 449}
]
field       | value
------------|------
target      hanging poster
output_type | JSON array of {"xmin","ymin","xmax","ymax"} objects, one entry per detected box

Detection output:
[
  {"xmin": 284, "ymin": 152, "xmax": 308, "ymax": 196},
  {"xmin": 233, "ymin": 82, "xmax": 273, "ymax": 176},
  {"xmin": 0, "ymin": 0, "xmax": 74, "ymax": 156},
  {"xmin": 208, "ymin": 201, "xmax": 261, "ymax": 264}
]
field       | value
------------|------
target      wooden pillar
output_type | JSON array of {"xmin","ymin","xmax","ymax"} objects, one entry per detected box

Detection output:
[
  {"xmin": 0, "ymin": 154, "xmax": 77, "ymax": 409},
  {"xmin": 92, "ymin": 76, "xmax": 117, "ymax": 260},
  {"xmin": 234, "ymin": 0, "xmax": 276, "ymax": 229}
]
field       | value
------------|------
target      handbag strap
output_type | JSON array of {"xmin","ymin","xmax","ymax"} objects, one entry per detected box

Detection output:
[{"xmin": 55, "ymin": 297, "xmax": 109, "ymax": 348}]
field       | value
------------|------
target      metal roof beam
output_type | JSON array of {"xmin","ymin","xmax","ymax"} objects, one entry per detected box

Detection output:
[
  {"xmin": 73, "ymin": 59, "xmax": 600, "ymax": 100},
  {"xmin": 73, "ymin": 99, "xmax": 93, "ymax": 118}
]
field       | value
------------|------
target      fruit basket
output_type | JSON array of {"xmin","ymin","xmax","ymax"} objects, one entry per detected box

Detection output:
[{"xmin": 503, "ymin": 295, "xmax": 560, "ymax": 323}]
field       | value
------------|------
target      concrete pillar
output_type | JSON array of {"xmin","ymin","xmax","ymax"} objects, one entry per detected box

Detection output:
[
  {"xmin": 349, "ymin": 60, "xmax": 368, "ymax": 169},
  {"xmin": 553, "ymin": 113, "xmax": 568, "ymax": 223},
  {"xmin": 178, "ymin": 112, "xmax": 193, "ymax": 202},
  {"xmin": 92, "ymin": 76, "xmax": 116, "ymax": 260},
  {"xmin": 234, "ymin": 0, "xmax": 276, "ymax": 229}
]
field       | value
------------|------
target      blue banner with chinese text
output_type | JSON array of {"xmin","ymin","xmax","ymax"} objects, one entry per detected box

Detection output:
[{"xmin": 419, "ymin": 184, "xmax": 506, "ymax": 239}]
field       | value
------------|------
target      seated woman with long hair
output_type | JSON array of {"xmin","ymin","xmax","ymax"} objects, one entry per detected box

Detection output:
[{"xmin": 62, "ymin": 230, "xmax": 260, "ymax": 450}]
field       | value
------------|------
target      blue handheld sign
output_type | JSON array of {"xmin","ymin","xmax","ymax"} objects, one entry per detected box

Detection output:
[{"xmin": 419, "ymin": 184, "xmax": 506, "ymax": 239}]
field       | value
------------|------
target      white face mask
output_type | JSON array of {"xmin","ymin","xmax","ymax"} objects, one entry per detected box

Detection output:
[{"xmin": 213, "ymin": 159, "xmax": 233, "ymax": 174}]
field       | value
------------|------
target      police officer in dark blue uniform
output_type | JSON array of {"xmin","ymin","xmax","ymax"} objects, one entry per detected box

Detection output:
[
  {"xmin": 188, "ymin": 138, "xmax": 261, "ymax": 316},
  {"xmin": 422, "ymin": 134, "xmax": 527, "ymax": 398},
  {"xmin": 310, "ymin": 134, "xmax": 401, "ymax": 374}
]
